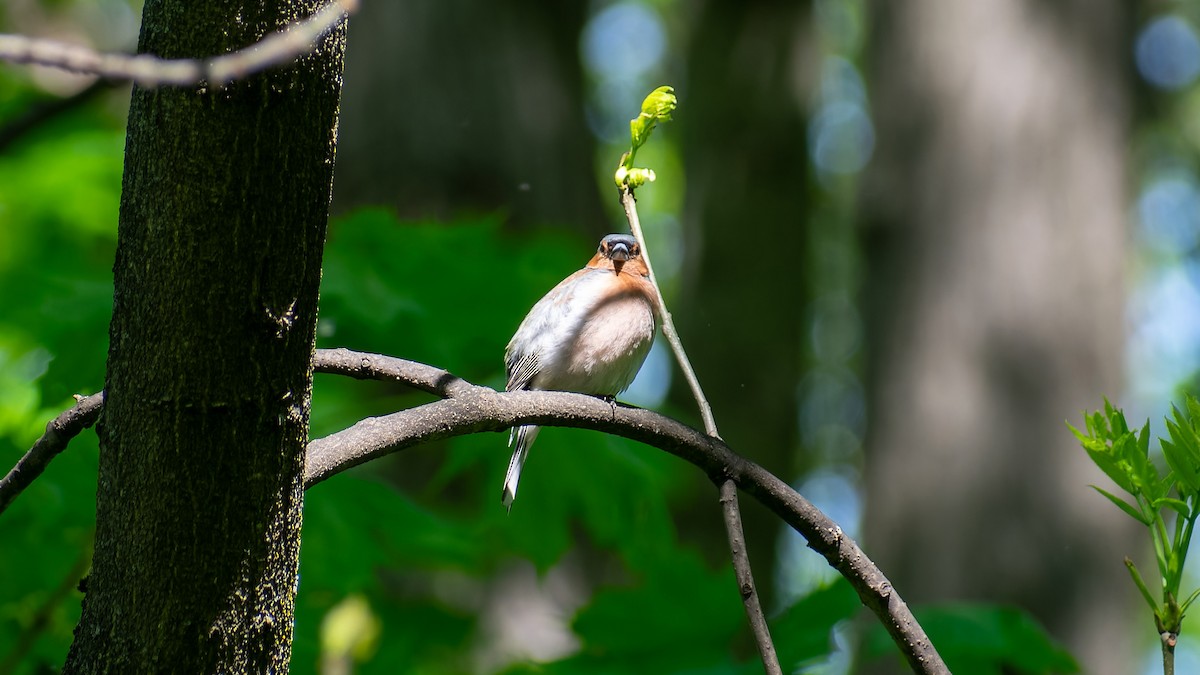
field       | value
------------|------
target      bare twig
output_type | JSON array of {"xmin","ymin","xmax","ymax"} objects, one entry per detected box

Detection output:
[
  {"xmin": 619, "ymin": 186, "xmax": 718, "ymax": 438},
  {"xmin": 312, "ymin": 347, "xmax": 483, "ymax": 399},
  {"xmin": 0, "ymin": 0, "xmax": 357, "ymax": 88},
  {"xmin": 1162, "ymin": 630, "xmax": 1176, "ymax": 675},
  {"xmin": 619, "ymin": 141, "xmax": 780, "ymax": 669},
  {"xmin": 720, "ymin": 479, "xmax": 781, "ymax": 675},
  {"xmin": 618, "ymin": 187, "xmax": 776, "ymax": 670},
  {"xmin": 0, "ymin": 393, "xmax": 102, "ymax": 517}
]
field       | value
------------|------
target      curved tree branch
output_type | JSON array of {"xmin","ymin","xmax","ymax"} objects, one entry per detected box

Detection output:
[
  {"xmin": 304, "ymin": 350, "xmax": 947, "ymax": 674},
  {"xmin": 4, "ymin": 348, "xmax": 946, "ymax": 673},
  {"xmin": 312, "ymin": 347, "xmax": 483, "ymax": 398}
]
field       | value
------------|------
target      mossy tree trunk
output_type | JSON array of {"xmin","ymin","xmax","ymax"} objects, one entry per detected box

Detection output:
[{"xmin": 63, "ymin": 1, "xmax": 345, "ymax": 672}]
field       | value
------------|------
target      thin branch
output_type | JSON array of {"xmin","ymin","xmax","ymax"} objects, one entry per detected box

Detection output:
[
  {"xmin": 720, "ymin": 479, "xmax": 781, "ymax": 675},
  {"xmin": 619, "ymin": 186, "xmax": 718, "ymax": 438},
  {"xmin": 303, "ymin": 352, "xmax": 948, "ymax": 675},
  {"xmin": 312, "ymin": 347, "xmax": 484, "ymax": 399},
  {"xmin": 1162, "ymin": 630, "xmax": 1176, "ymax": 675},
  {"xmin": 620, "ymin": 166, "xmax": 778, "ymax": 669},
  {"xmin": 0, "ymin": 393, "xmax": 102, "ymax": 517},
  {"xmin": 0, "ymin": 0, "xmax": 357, "ymax": 88}
]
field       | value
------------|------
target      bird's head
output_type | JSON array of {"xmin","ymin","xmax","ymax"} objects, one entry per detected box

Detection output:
[
  {"xmin": 600, "ymin": 234, "xmax": 639, "ymax": 263},
  {"xmin": 591, "ymin": 234, "xmax": 645, "ymax": 276}
]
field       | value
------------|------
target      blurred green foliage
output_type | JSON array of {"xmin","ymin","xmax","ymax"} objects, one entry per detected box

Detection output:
[
  {"xmin": 863, "ymin": 604, "xmax": 1079, "ymax": 674},
  {"xmin": 0, "ymin": 82, "xmax": 117, "ymax": 672},
  {"xmin": 0, "ymin": 74, "xmax": 1080, "ymax": 675},
  {"xmin": 0, "ymin": 108, "xmax": 850, "ymax": 671}
]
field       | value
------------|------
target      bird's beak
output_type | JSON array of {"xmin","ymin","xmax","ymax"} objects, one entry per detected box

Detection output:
[{"xmin": 609, "ymin": 242, "xmax": 631, "ymax": 262}]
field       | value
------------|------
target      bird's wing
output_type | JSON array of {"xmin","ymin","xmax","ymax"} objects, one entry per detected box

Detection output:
[
  {"xmin": 504, "ymin": 268, "xmax": 599, "ymax": 392},
  {"xmin": 506, "ymin": 351, "xmax": 540, "ymax": 392}
]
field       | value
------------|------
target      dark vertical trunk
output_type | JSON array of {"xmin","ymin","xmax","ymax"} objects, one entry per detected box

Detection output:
[
  {"xmin": 861, "ymin": 2, "xmax": 1135, "ymax": 672},
  {"xmin": 63, "ymin": 2, "xmax": 345, "ymax": 672},
  {"xmin": 678, "ymin": 0, "xmax": 811, "ymax": 604},
  {"xmin": 332, "ymin": 0, "xmax": 601, "ymax": 233}
]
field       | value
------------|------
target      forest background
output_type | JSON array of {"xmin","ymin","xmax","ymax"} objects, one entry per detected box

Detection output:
[{"xmin": 0, "ymin": 1, "xmax": 1195, "ymax": 673}]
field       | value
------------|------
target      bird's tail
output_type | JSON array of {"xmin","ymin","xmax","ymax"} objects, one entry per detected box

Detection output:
[{"xmin": 502, "ymin": 425, "xmax": 540, "ymax": 511}]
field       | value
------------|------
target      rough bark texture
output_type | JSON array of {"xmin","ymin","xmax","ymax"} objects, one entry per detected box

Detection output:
[
  {"xmin": 861, "ymin": 2, "xmax": 1135, "ymax": 672},
  {"xmin": 677, "ymin": 0, "xmax": 811, "ymax": 600},
  {"xmin": 62, "ymin": 1, "xmax": 345, "ymax": 672}
]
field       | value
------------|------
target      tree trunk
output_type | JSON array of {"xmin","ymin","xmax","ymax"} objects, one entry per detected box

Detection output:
[
  {"xmin": 331, "ymin": 0, "xmax": 602, "ymax": 234},
  {"xmin": 63, "ymin": 2, "xmax": 345, "ymax": 672},
  {"xmin": 678, "ymin": 0, "xmax": 811, "ymax": 604},
  {"xmin": 861, "ymin": 2, "xmax": 1134, "ymax": 672}
]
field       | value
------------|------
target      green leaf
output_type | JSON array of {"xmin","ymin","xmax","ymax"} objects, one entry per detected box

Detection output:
[
  {"xmin": 1185, "ymin": 394, "xmax": 1200, "ymax": 430},
  {"xmin": 1117, "ymin": 431, "xmax": 1162, "ymax": 496},
  {"xmin": 1179, "ymin": 585, "xmax": 1200, "ymax": 615},
  {"xmin": 564, "ymin": 548, "xmax": 743, "ymax": 673},
  {"xmin": 1163, "ymin": 406, "xmax": 1200, "ymax": 495},
  {"xmin": 303, "ymin": 475, "xmax": 488, "ymax": 588},
  {"xmin": 319, "ymin": 594, "xmax": 381, "ymax": 663},
  {"xmin": 616, "ymin": 85, "xmax": 678, "ymax": 187},
  {"xmin": 1153, "ymin": 497, "xmax": 1193, "ymax": 520},
  {"xmin": 630, "ymin": 85, "xmax": 677, "ymax": 153},
  {"xmin": 1089, "ymin": 485, "xmax": 1151, "ymax": 525},
  {"xmin": 435, "ymin": 428, "xmax": 687, "ymax": 572},
  {"xmin": 1072, "ymin": 425, "xmax": 1135, "ymax": 496},
  {"xmin": 1104, "ymin": 398, "xmax": 1128, "ymax": 434},
  {"xmin": 770, "ymin": 579, "xmax": 859, "ymax": 670},
  {"xmin": 864, "ymin": 604, "xmax": 1079, "ymax": 674},
  {"xmin": 1125, "ymin": 558, "xmax": 1161, "ymax": 616},
  {"xmin": 320, "ymin": 209, "xmax": 583, "ymax": 376}
]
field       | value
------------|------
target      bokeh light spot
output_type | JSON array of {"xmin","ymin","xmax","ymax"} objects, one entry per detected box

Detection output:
[
  {"xmin": 581, "ymin": 2, "xmax": 666, "ymax": 80},
  {"xmin": 1136, "ymin": 15, "xmax": 1200, "ymax": 90}
]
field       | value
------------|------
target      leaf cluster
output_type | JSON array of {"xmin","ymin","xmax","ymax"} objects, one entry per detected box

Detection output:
[
  {"xmin": 1070, "ymin": 398, "xmax": 1200, "ymax": 636},
  {"xmin": 614, "ymin": 85, "xmax": 676, "ymax": 189}
]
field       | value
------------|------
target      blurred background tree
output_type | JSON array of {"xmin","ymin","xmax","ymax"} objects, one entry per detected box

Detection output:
[
  {"xmin": 5, "ymin": 0, "xmax": 1200, "ymax": 673},
  {"xmin": 860, "ymin": 2, "xmax": 1135, "ymax": 673},
  {"xmin": 332, "ymin": 0, "xmax": 606, "ymax": 231}
]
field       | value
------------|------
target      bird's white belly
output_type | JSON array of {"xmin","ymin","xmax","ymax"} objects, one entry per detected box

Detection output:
[{"xmin": 535, "ymin": 293, "xmax": 655, "ymax": 395}]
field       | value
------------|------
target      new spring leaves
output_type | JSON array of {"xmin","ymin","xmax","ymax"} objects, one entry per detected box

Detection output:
[
  {"xmin": 615, "ymin": 85, "xmax": 677, "ymax": 190},
  {"xmin": 1072, "ymin": 398, "xmax": 1200, "ymax": 637}
]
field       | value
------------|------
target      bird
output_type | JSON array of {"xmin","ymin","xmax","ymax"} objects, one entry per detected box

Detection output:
[{"xmin": 501, "ymin": 233, "xmax": 659, "ymax": 510}]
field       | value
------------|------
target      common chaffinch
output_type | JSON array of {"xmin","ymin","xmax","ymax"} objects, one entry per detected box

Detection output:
[{"xmin": 502, "ymin": 233, "xmax": 659, "ymax": 509}]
